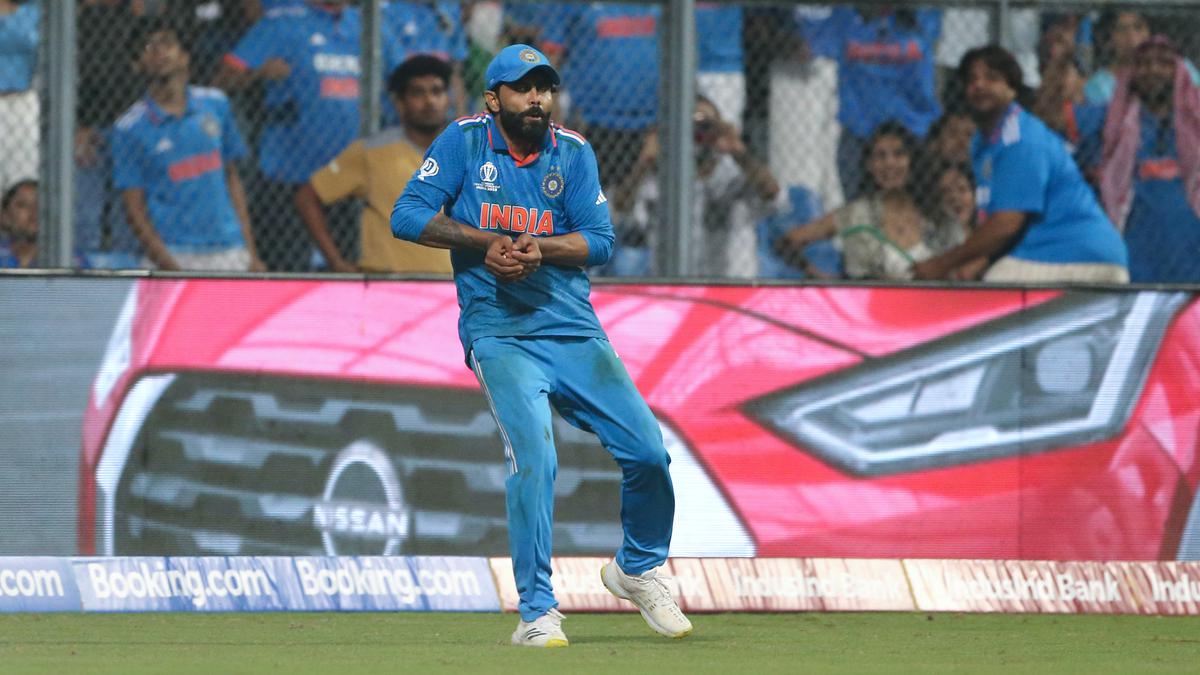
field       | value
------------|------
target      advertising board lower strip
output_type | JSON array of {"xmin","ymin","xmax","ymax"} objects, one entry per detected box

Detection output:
[
  {"xmin": 8, "ymin": 556, "xmax": 1200, "ymax": 614},
  {"xmin": 488, "ymin": 557, "xmax": 915, "ymax": 613},
  {"xmin": 904, "ymin": 559, "xmax": 1200, "ymax": 615},
  {"xmin": 0, "ymin": 557, "xmax": 81, "ymax": 612},
  {"xmin": 65, "ymin": 556, "xmax": 500, "ymax": 613}
]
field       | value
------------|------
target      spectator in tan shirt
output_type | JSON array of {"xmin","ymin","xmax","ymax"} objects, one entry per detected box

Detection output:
[{"xmin": 296, "ymin": 54, "xmax": 453, "ymax": 273}]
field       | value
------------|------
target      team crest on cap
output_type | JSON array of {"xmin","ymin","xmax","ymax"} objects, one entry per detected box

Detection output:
[
  {"xmin": 520, "ymin": 48, "xmax": 540, "ymax": 63},
  {"xmin": 542, "ymin": 170, "xmax": 564, "ymax": 198}
]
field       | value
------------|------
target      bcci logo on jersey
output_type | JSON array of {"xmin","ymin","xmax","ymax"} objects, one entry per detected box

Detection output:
[
  {"xmin": 474, "ymin": 162, "xmax": 501, "ymax": 192},
  {"xmin": 542, "ymin": 171, "xmax": 564, "ymax": 199}
]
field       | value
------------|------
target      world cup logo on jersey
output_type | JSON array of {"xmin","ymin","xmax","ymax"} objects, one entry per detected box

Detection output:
[
  {"xmin": 475, "ymin": 162, "xmax": 501, "ymax": 192},
  {"xmin": 542, "ymin": 171, "xmax": 564, "ymax": 199}
]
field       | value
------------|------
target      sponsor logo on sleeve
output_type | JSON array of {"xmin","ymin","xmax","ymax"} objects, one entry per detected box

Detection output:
[{"xmin": 418, "ymin": 157, "xmax": 440, "ymax": 181}]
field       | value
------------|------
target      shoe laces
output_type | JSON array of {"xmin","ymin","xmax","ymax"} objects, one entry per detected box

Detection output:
[
  {"xmin": 635, "ymin": 567, "xmax": 680, "ymax": 609},
  {"xmin": 544, "ymin": 608, "xmax": 565, "ymax": 626}
]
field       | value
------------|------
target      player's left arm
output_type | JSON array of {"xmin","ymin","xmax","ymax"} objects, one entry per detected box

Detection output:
[{"xmin": 512, "ymin": 142, "xmax": 613, "ymax": 269}]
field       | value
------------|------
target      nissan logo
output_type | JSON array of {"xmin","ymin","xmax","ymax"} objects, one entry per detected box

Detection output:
[{"xmin": 313, "ymin": 441, "xmax": 410, "ymax": 555}]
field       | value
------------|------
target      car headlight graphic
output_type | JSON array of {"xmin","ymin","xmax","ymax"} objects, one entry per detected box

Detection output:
[{"xmin": 744, "ymin": 291, "xmax": 1188, "ymax": 476}]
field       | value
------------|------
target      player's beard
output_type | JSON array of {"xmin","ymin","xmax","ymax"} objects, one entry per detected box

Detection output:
[{"xmin": 498, "ymin": 105, "xmax": 551, "ymax": 145}]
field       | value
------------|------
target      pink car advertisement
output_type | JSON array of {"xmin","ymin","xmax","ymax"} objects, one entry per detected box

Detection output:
[{"xmin": 69, "ymin": 279, "xmax": 1200, "ymax": 562}]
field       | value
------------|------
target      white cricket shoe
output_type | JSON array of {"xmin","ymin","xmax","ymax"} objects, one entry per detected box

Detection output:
[
  {"xmin": 511, "ymin": 608, "xmax": 569, "ymax": 648},
  {"xmin": 601, "ymin": 560, "xmax": 693, "ymax": 639}
]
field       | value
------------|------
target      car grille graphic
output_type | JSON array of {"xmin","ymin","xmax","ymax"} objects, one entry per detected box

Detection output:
[{"xmin": 112, "ymin": 374, "xmax": 623, "ymax": 556}]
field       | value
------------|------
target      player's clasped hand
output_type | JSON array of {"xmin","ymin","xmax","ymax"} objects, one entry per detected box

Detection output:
[
  {"xmin": 485, "ymin": 235, "xmax": 540, "ymax": 282},
  {"xmin": 510, "ymin": 234, "xmax": 542, "ymax": 280}
]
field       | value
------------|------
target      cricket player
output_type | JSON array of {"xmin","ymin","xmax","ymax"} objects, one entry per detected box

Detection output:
[{"xmin": 390, "ymin": 44, "xmax": 692, "ymax": 647}]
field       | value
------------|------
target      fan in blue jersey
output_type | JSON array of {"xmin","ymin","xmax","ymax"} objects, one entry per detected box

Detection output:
[
  {"xmin": 112, "ymin": 18, "xmax": 264, "ymax": 272},
  {"xmin": 215, "ymin": 0, "xmax": 403, "ymax": 271},
  {"xmin": 914, "ymin": 45, "xmax": 1128, "ymax": 283},
  {"xmin": 391, "ymin": 44, "xmax": 692, "ymax": 648}
]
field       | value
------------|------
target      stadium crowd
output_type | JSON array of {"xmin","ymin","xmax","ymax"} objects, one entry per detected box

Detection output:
[{"xmin": 1, "ymin": 0, "xmax": 1199, "ymax": 283}]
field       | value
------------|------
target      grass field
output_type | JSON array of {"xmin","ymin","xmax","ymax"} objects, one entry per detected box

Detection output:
[{"xmin": 3, "ymin": 612, "xmax": 1200, "ymax": 674}]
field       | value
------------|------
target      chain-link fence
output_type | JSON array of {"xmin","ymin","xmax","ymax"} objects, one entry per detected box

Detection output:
[{"xmin": 5, "ymin": 1, "xmax": 1200, "ymax": 281}]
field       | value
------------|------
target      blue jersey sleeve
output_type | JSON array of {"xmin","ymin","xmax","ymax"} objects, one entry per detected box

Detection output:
[
  {"xmin": 989, "ymin": 137, "xmax": 1050, "ymax": 216},
  {"xmin": 230, "ymin": 17, "xmax": 282, "ymax": 69},
  {"xmin": 110, "ymin": 125, "xmax": 146, "ymax": 191},
  {"xmin": 564, "ymin": 142, "xmax": 613, "ymax": 266},
  {"xmin": 391, "ymin": 124, "xmax": 467, "ymax": 241},
  {"xmin": 217, "ymin": 94, "xmax": 249, "ymax": 161}
]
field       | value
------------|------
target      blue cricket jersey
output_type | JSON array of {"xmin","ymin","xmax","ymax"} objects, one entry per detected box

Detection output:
[
  {"xmin": 228, "ymin": 5, "xmax": 400, "ymax": 183},
  {"xmin": 391, "ymin": 113, "xmax": 614, "ymax": 358},
  {"xmin": 973, "ymin": 104, "xmax": 1127, "ymax": 267},
  {"xmin": 696, "ymin": 4, "xmax": 743, "ymax": 73},
  {"xmin": 1123, "ymin": 110, "xmax": 1200, "ymax": 282},
  {"xmin": 0, "ymin": 1, "xmax": 38, "ymax": 91},
  {"xmin": 383, "ymin": 1, "xmax": 468, "ymax": 63},
  {"xmin": 111, "ymin": 87, "xmax": 249, "ymax": 251},
  {"xmin": 543, "ymin": 4, "xmax": 659, "ymax": 130},
  {"xmin": 798, "ymin": 7, "xmax": 941, "ymax": 139},
  {"xmin": 379, "ymin": 1, "xmax": 466, "ymax": 125}
]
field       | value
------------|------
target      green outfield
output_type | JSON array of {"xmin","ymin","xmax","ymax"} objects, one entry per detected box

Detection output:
[{"xmin": 2, "ymin": 612, "xmax": 1199, "ymax": 674}]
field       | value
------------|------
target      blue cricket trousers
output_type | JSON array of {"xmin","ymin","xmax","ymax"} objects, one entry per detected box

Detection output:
[{"xmin": 470, "ymin": 335, "xmax": 674, "ymax": 622}]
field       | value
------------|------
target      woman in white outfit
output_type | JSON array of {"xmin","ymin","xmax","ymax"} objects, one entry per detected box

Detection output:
[{"xmin": 775, "ymin": 121, "xmax": 962, "ymax": 280}]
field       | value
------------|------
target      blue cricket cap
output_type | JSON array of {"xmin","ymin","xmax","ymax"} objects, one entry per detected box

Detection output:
[{"xmin": 485, "ymin": 44, "xmax": 559, "ymax": 91}]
